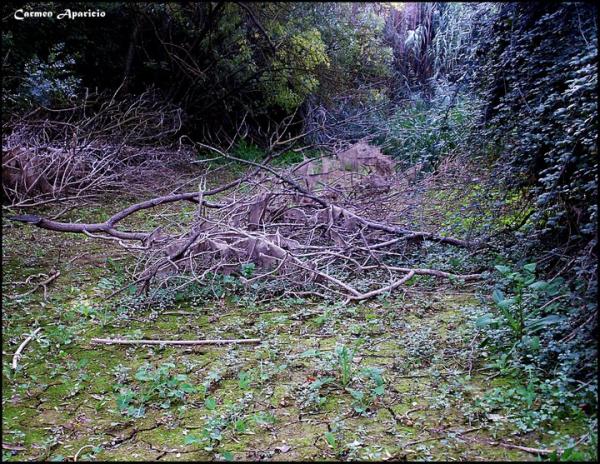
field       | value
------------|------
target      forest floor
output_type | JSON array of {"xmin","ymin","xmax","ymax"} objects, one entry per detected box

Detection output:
[{"xmin": 1, "ymin": 176, "xmax": 592, "ymax": 462}]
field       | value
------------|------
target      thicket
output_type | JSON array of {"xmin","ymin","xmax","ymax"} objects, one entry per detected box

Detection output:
[{"xmin": 473, "ymin": 2, "xmax": 597, "ymax": 393}]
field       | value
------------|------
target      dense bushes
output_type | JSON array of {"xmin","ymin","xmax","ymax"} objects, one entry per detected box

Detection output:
[
  {"xmin": 469, "ymin": 2, "xmax": 598, "ymax": 422},
  {"xmin": 476, "ymin": 3, "xmax": 597, "ymax": 287},
  {"xmin": 1, "ymin": 2, "xmax": 393, "ymax": 142},
  {"xmin": 377, "ymin": 85, "xmax": 480, "ymax": 169}
]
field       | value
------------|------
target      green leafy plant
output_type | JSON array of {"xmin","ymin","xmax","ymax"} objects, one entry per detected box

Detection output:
[
  {"xmin": 238, "ymin": 371, "xmax": 252, "ymax": 390},
  {"xmin": 345, "ymin": 368, "xmax": 386, "ymax": 415},
  {"xmin": 298, "ymin": 376, "xmax": 334, "ymax": 411},
  {"xmin": 240, "ymin": 263, "xmax": 256, "ymax": 279},
  {"xmin": 363, "ymin": 367, "xmax": 386, "ymax": 398},
  {"xmin": 184, "ymin": 396, "xmax": 254, "ymax": 453},
  {"xmin": 115, "ymin": 362, "xmax": 196, "ymax": 417},
  {"xmin": 324, "ymin": 431, "xmax": 345, "ymax": 456},
  {"xmin": 184, "ymin": 415, "xmax": 226, "ymax": 451},
  {"xmin": 204, "ymin": 396, "xmax": 217, "ymax": 410},
  {"xmin": 334, "ymin": 345, "xmax": 354, "ymax": 387},
  {"xmin": 479, "ymin": 263, "xmax": 568, "ymax": 342}
]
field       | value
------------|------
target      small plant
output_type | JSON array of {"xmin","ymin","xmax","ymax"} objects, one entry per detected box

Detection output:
[
  {"xmin": 298, "ymin": 376, "xmax": 334, "ymax": 411},
  {"xmin": 347, "ymin": 388, "xmax": 369, "ymax": 414},
  {"xmin": 489, "ymin": 264, "xmax": 533, "ymax": 340},
  {"xmin": 204, "ymin": 396, "xmax": 217, "ymax": 410},
  {"xmin": 184, "ymin": 396, "xmax": 253, "ymax": 453},
  {"xmin": 252, "ymin": 411, "xmax": 276, "ymax": 426},
  {"xmin": 200, "ymin": 368, "xmax": 223, "ymax": 395},
  {"xmin": 334, "ymin": 345, "xmax": 354, "ymax": 387},
  {"xmin": 240, "ymin": 263, "xmax": 256, "ymax": 279},
  {"xmin": 324, "ymin": 431, "xmax": 347, "ymax": 457},
  {"xmin": 238, "ymin": 371, "xmax": 252, "ymax": 390},
  {"xmin": 363, "ymin": 367, "xmax": 386, "ymax": 398},
  {"xmin": 324, "ymin": 431, "xmax": 337, "ymax": 448},
  {"xmin": 184, "ymin": 416, "xmax": 226, "ymax": 451},
  {"xmin": 345, "ymin": 368, "xmax": 386, "ymax": 415},
  {"xmin": 479, "ymin": 262, "xmax": 568, "ymax": 342},
  {"xmin": 115, "ymin": 362, "xmax": 195, "ymax": 417}
]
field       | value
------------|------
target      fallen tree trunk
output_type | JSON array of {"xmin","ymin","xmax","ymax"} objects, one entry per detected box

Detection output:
[{"xmin": 90, "ymin": 337, "xmax": 261, "ymax": 346}]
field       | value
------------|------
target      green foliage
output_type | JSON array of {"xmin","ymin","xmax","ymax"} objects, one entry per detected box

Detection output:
[
  {"xmin": 476, "ymin": 3, "xmax": 597, "ymax": 299},
  {"xmin": 430, "ymin": 184, "xmax": 534, "ymax": 239},
  {"xmin": 114, "ymin": 362, "xmax": 195, "ymax": 418},
  {"xmin": 298, "ymin": 376, "xmax": 334, "ymax": 411},
  {"xmin": 184, "ymin": 395, "xmax": 255, "ymax": 452},
  {"xmin": 324, "ymin": 430, "xmax": 337, "ymax": 448},
  {"xmin": 262, "ymin": 28, "xmax": 329, "ymax": 112},
  {"xmin": 547, "ymin": 425, "xmax": 598, "ymax": 462},
  {"xmin": 237, "ymin": 371, "xmax": 252, "ymax": 390},
  {"xmin": 240, "ymin": 262, "xmax": 256, "ymax": 279},
  {"xmin": 232, "ymin": 141, "xmax": 264, "ymax": 163},
  {"xmin": 316, "ymin": 4, "xmax": 392, "ymax": 93},
  {"xmin": 474, "ymin": 261, "xmax": 597, "ymax": 432},
  {"xmin": 15, "ymin": 42, "xmax": 81, "ymax": 107},
  {"xmin": 345, "ymin": 367, "xmax": 386, "ymax": 415},
  {"xmin": 204, "ymin": 397, "xmax": 217, "ymax": 411},
  {"xmin": 475, "ymin": 379, "xmax": 562, "ymax": 434},
  {"xmin": 1, "ymin": 3, "xmax": 393, "ymax": 136},
  {"xmin": 478, "ymin": 262, "xmax": 571, "ymax": 344},
  {"xmin": 334, "ymin": 345, "xmax": 354, "ymax": 387},
  {"xmin": 464, "ymin": 5, "xmax": 598, "ymax": 440},
  {"xmin": 378, "ymin": 89, "xmax": 479, "ymax": 169},
  {"xmin": 432, "ymin": 3, "xmax": 498, "ymax": 80},
  {"xmin": 273, "ymin": 149, "xmax": 317, "ymax": 166}
]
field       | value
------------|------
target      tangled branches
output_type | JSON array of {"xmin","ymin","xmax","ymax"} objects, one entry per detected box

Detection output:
[
  {"xmin": 2, "ymin": 89, "xmax": 191, "ymax": 207},
  {"xmin": 10, "ymin": 142, "xmax": 485, "ymax": 302}
]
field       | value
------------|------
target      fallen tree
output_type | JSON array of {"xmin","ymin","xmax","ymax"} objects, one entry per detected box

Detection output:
[
  {"xmin": 2, "ymin": 89, "xmax": 191, "ymax": 207},
  {"xmin": 9, "ymin": 141, "xmax": 485, "ymax": 301}
]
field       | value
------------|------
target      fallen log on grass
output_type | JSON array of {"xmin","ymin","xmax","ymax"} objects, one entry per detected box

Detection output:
[{"xmin": 90, "ymin": 337, "xmax": 261, "ymax": 346}]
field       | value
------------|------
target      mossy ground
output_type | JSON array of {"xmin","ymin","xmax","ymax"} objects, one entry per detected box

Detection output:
[{"xmin": 1, "ymin": 198, "xmax": 591, "ymax": 461}]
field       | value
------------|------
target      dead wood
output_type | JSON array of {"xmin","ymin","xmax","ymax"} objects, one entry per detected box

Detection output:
[
  {"xmin": 9, "ymin": 141, "xmax": 487, "ymax": 301},
  {"xmin": 12, "ymin": 328, "xmax": 42, "ymax": 370},
  {"xmin": 90, "ymin": 337, "xmax": 261, "ymax": 346},
  {"xmin": 2, "ymin": 89, "xmax": 190, "ymax": 207}
]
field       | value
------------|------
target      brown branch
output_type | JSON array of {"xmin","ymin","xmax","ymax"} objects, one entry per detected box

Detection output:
[
  {"xmin": 348, "ymin": 271, "xmax": 416, "ymax": 302},
  {"xmin": 8, "ymin": 139, "xmax": 486, "ymax": 302},
  {"xmin": 90, "ymin": 337, "xmax": 261, "ymax": 346},
  {"xmin": 195, "ymin": 142, "xmax": 475, "ymax": 247},
  {"xmin": 9, "ymin": 270, "xmax": 61, "ymax": 300}
]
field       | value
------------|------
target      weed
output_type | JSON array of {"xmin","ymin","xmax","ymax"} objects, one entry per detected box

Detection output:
[
  {"xmin": 478, "ymin": 262, "xmax": 569, "ymax": 342},
  {"xmin": 114, "ymin": 362, "xmax": 196, "ymax": 417},
  {"xmin": 345, "ymin": 368, "xmax": 386, "ymax": 415},
  {"xmin": 334, "ymin": 345, "xmax": 354, "ymax": 387},
  {"xmin": 184, "ymin": 393, "xmax": 254, "ymax": 453},
  {"xmin": 205, "ymin": 397, "xmax": 217, "ymax": 410},
  {"xmin": 298, "ymin": 376, "xmax": 335, "ymax": 411},
  {"xmin": 238, "ymin": 371, "xmax": 252, "ymax": 390}
]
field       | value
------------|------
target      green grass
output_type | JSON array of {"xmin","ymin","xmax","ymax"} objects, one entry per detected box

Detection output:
[{"xmin": 1, "ymin": 194, "xmax": 595, "ymax": 462}]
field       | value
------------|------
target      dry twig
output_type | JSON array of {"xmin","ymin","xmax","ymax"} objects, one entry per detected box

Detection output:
[
  {"xmin": 9, "ymin": 140, "xmax": 487, "ymax": 302},
  {"xmin": 12, "ymin": 328, "xmax": 42, "ymax": 370},
  {"xmin": 90, "ymin": 337, "xmax": 261, "ymax": 346}
]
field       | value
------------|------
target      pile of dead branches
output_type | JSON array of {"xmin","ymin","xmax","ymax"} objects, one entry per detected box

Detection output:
[
  {"xmin": 10, "ymin": 141, "xmax": 486, "ymax": 302},
  {"xmin": 2, "ymin": 89, "xmax": 193, "ymax": 207}
]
